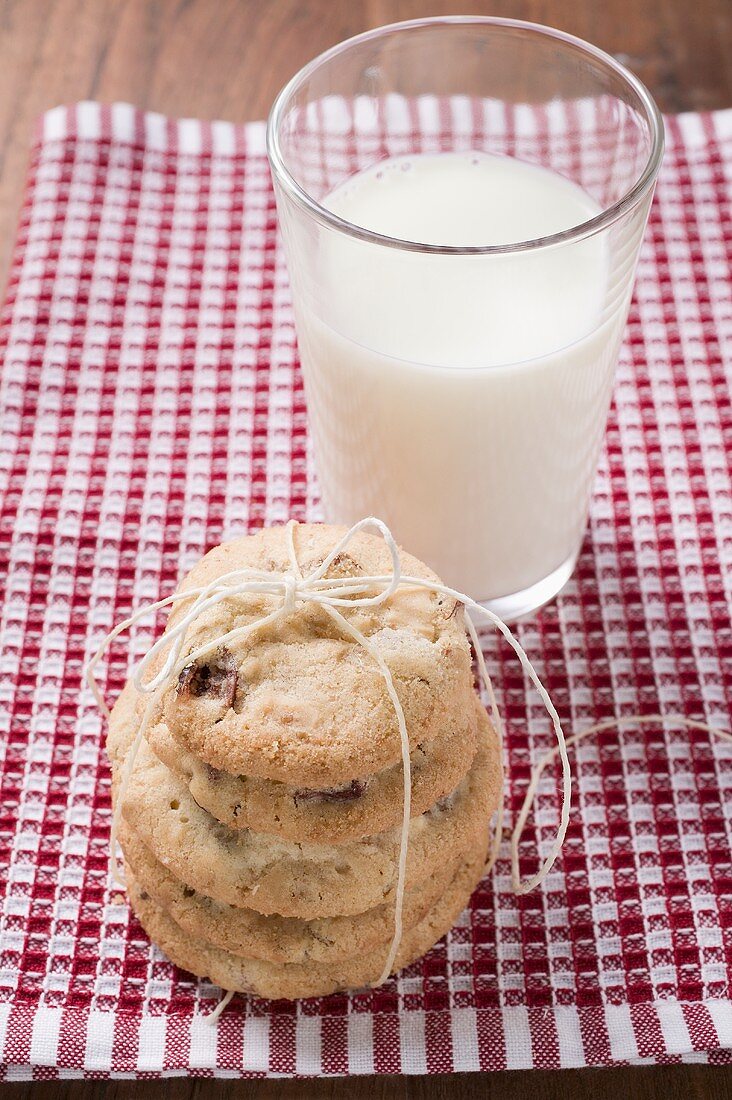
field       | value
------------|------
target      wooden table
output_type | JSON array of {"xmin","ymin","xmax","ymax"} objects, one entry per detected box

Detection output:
[{"xmin": 1, "ymin": 1, "xmax": 731, "ymax": 1097}]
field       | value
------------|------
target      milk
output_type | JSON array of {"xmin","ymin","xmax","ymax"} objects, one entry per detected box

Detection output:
[{"xmin": 291, "ymin": 152, "xmax": 632, "ymax": 608}]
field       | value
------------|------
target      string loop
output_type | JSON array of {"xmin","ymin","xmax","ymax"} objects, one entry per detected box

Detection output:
[{"xmin": 87, "ymin": 517, "xmax": 570, "ymax": 991}]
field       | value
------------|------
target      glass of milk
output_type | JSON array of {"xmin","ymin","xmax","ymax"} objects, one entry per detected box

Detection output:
[{"xmin": 267, "ymin": 17, "xmax": 664, "ymax": 618}]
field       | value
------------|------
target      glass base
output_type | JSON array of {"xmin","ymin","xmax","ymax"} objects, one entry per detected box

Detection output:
[{"xmin": 473, "ymin": 551, "xmax": 579, "ymax": 624}]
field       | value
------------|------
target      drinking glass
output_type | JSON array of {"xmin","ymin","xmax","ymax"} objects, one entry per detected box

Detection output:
[{"xmin": 267, "ymin": 17, "xmax": 664, "ymax": 618}]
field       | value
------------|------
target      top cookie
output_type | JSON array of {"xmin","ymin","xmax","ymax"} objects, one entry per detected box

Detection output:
[{"xmin": 147, "ymin": 523, "xmax": 474, "ymax": 786}]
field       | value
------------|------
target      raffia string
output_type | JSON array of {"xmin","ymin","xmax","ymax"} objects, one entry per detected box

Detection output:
[{"xmin": 86, "ymin": 516, "xmax": 731, "ymax": 1018}]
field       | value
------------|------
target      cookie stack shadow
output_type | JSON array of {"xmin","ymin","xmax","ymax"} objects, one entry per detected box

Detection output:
[{"xmin": 107, "ymin": 524, "xmax": 502, "ymax": 1001}]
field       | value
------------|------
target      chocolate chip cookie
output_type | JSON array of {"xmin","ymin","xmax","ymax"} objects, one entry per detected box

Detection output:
[{"xmin": 150, "ymin": 523, "xmax": 474, "ymax": 785}]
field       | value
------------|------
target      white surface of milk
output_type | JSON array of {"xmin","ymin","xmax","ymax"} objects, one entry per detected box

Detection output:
[{"xmin": 295, "ymin": 153, "xmax": 630, "ymax": 603}]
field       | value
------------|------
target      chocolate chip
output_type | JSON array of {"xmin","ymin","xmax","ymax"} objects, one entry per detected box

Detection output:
[
  {"xmin": 139, "ymin": 890, "xmax": 149, "ymax": 901},
  {"xmin": 437, "ymin": 596, "xmax": 461, "ymax": 620},
  {"xmin": 177, "ymin": 647, "xmax": 237, "ymax": 708},
  {"xmin": 293, "ymin": 779, "xmax": 367, "ymax": 807},
  {"xmin": 182, "ymin": 886, "xmax": 196, "ymax": 898}
]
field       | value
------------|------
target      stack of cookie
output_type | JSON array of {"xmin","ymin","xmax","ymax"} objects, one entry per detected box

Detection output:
[{"xmin": 107, "ymin": 524, "xmax": 502, "ymax": 1000}]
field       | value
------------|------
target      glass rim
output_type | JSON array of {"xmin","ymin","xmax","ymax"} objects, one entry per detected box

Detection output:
[{"xmin": 266, "ymin": 16, "xmax": 665, "ymax": 256}]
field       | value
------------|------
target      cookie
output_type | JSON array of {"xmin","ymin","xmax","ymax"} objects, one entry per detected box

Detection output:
[
  {"xmin": 118, "ymin": 819, "xmax": 462, "ymax": 965},
  {"xmin": 126, "ymin": 844, "xmax": 487, "ymax": 1000},
  {"xmin": 106, "ymin": 680, "xmax": 138, "ymax": 772},
  {"xmin": 146, "ymin": 696, "xmax": 479, "ymax": 843},
  {"xmin": 149, "ymin": 523, "xmax": 474, "ymax": 786},
  {"xmin": 110, "ymin": 690, "xmax": 500, "ymax": 919}
]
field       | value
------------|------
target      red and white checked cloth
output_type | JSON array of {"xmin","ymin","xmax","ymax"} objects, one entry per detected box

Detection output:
[{"xmin": 0, "ymin": 101, "xmax": 730, "ymax": 1080}]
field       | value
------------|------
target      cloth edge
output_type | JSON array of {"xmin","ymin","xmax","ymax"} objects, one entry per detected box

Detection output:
[
  {"xmin": 33, "ymin": 101, "xmax": 732, "ymax": 157},
  {"xmin": 0, "ymin": 999, "xmax": 730, "ymax": 1078},
  {"xmin": 36, "ymin": 101, "xmax": 267, "ymax": 155}
]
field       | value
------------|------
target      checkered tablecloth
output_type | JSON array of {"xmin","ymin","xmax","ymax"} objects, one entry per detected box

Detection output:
[{"xmin": 0, "ymin": 101, "xmax": 730, "ymax": 1080}]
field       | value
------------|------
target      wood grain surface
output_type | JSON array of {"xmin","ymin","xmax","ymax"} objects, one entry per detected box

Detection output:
[
  {"xmin": 0, "ymin": 1, "xmax": 731, "ymax": 1096},
  {"xmin": 2, "ymin": 1063, "xmax": 731, "ymax": 1099}
]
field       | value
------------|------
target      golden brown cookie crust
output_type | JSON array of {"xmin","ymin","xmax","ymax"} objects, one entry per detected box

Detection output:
[
  {"xmin": 127, "ymin": 844, "xmax": 488, "ymax": 1001},
  {"xmin": 146, "ymin": 696, "xmax": 480, "ymax": 843},
  {"xmin": 109, "ymin": 691, "xmax": 500, "ymax": 919},
  {"xmin": 119, "ymin": 820, "xmax": 463, "ymax": 965}
]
